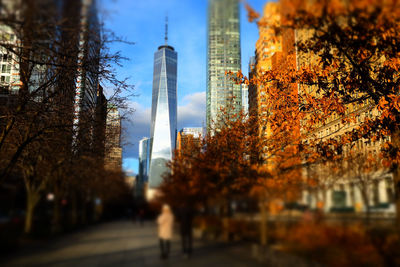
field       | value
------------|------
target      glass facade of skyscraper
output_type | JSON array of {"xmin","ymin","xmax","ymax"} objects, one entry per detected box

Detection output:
[
  {"xmin": 139, "ymin": 137, "xmax": 150, "ymax": 182},
  {"xmin": 137, "ymin": 137, "xmax": 150, "ymax": 197},
  {"xmin": 207, "ymin": 0, "xmax": 241, "ymax": 129},
  {"xmin": 149, "ymin": 44, "xmax": 177, "ymax": 188}
]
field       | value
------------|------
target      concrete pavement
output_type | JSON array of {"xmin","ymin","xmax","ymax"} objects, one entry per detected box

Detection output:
[{"xmin": 2, "ymin": 220, "xmax": 274, "ymax": 267}]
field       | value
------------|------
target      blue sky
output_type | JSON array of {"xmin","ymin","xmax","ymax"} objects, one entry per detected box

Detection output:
[{"xmin": 98, "ymin": 0, "xmax": 269, "ymax": 174}]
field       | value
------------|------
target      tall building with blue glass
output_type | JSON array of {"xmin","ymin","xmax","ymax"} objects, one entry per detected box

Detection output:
[
  {"xmin": 207, "ymin": 0, "xmax": 241, "ymax": 129},
  {"xmin": 148, "ymin": 25, "xmax": 177, "ymax": 189},
  {"xmin": 137, "ymin": 137, "xmax": 150, "ymax": 197}
]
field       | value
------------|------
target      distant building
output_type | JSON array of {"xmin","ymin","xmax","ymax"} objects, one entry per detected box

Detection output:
[
  {"xmin": 248, "ymin": 1, "xmax": 283, "ymax": 162},
  {"xmin": 104, "ymin": 104, "xmax": 122, "ymax": 171},
  {"xmin": 254, "ymin": 1, "xmax": 282, "ymax": 125},
  {"xmin": 206, "ymin": 0, "xmax": 241, "ymax": 129},
  {"xmin": 0, "ymin": 0, "xmax": 101, "ymax": 149},
  {"xmin": 176, "ymin": 127, "xmax": 204, "ymax": 152},
  {"xmin": 94, "ymin": 85, "xmax": 107, "ymax": 165},
  {"xmin": 293, "ymin": 3, "xmax": 395, "ymax": 213},
  {"xmin": 247, "ymin": 0, "xmax": 395, "ymax": 214},
  {"xmin": 148, "ymin": 19, "xmax": 177, "ymax": 190},
  {"xmin": 0, "ymin": 26, "xmax": 19, "ymax": 95},
  {"xmin": 0, "ymin": 0, "xmax": 59, "ymax": 104},
  {"xmin": 71, "ymin": 0, "xmax": 101, "ymax": 151},
  {"xmin": 137, "ymin": 137, "xmax": 150, "ymax": 198},
  {"xmin": 248, "ymin": 56, "xmax": 257, "ymax": 120},
  {"xmin": 241, "ymin": 84, "xmax": 248, "ymax": 115},
  {"xmin": 139, "ymin": 137, "xmax": 150, "ymax": 182}
]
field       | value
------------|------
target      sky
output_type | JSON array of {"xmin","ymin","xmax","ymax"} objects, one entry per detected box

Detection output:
[{"xmin": 98, "ymin": 0, "xmax": 269, "ymax": 175}]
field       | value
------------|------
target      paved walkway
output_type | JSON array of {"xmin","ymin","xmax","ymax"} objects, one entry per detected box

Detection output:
[{"xmin": 2, "ymin": 220, "xmax": 275, "ymax": 267}]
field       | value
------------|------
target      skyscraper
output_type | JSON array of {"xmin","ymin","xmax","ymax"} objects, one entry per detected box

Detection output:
[
  {"xmin": 0, "ymin": 0, "xmax": 100, "ymax": 146},
  {"xmin": 207, "ymin": 0, "xmax": 241, "ymax": 129},
  {"xmin": 139, "ymin": 137, "xmax": 150, "ymax": 182},
  {"xmin": 248, "ymin": 56, "xmax": 257, "ymax": 119},
  {"xmin": 104, "ymin": 104, "xmax": 122, "ymax": 171},
  {"xmin": 71, "ymin": 0, "xmax": 101, "ymax": 151},
  {"xmin": 148, "ymin": 20, "xmax": 177, "ymax": 189}
]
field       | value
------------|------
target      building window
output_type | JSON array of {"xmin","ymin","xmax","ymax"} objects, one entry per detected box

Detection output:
[
  {"xmin": 386, "ymin": 178, "xmax": 394, "ymax": 203},
  {"xmin": 349, "ymin": 183, "xmax": 355, "ymax": 206},
  {"xmin": 2, "ymin": 64, "xmax": 11, "ymax": 73}
]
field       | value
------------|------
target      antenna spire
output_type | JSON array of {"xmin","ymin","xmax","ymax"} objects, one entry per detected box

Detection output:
[{"xmin": 165, "ymin": 16, "xmax": 168, "ymax": 45}]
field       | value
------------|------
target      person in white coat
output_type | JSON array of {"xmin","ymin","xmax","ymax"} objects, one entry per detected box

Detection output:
[{"xmin": 157, "ymin": 204, "xmax": 174, "ymax": 259}]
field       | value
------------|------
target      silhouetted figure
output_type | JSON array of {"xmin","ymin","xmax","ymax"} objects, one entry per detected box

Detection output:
[
  {"xmin": 157, "ymin": 204, "xmax": 174, "ymax": 259},
  {"xmin": 178, "ymin": 205, "xmax": 194, "ymax": 257},
  {"xmin": 138, "ymin": 209, "xmax": 145, "ymax": 226}
]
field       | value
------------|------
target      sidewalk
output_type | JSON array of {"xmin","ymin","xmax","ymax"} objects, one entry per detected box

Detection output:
[
  {"xmin": 1, "ymin": 220, "xmax": 320, "ymax": 267},
  {"xmin": 1, "ymin": 220, "xmax": 260, "ymax": 266}
]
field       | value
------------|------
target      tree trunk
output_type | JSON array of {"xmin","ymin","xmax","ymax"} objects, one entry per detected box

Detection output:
[
  {"xmin": 70, "ymin": 192, "xmax": 78, "ymax": 226},
  {"xmin": 51, "ymin": 182, "xmax": 62, "ymax": 233},
  {"xmin": 360, "ymin": 188, "xmax": 370, "ymax": 225},
  {"xmin": 81, "ymin": 201, "xmax": 87, "ymax": 225},
  {"xmin": 24, "ymin": 193, "xmax": 38, "ymax": 234},
  {"xmin": 259, "ymin": 198, "xmax": 267, "ymax": 246},
  {"xmin": 52, "ymin": 196, "xmax": 61, "ymax": 233}
]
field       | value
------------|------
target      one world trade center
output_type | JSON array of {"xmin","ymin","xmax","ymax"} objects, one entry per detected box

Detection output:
[{"xmin": 148, "ymin": 19, "xmax": 177, "ymax": 190}]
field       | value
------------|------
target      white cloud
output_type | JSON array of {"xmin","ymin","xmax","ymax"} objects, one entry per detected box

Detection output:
[
  {"xmin": 121, "ymin": 101, "xmax": 151, "ymax": 159},
  {"xmin": 178, "ymin": 91, "xmax": 206, "ymax": 130}
]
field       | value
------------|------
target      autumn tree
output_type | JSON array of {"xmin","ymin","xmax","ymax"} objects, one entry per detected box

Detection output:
[
  {"xmin": 161, "ymin": 102, "xmax": 305, "ymax": 246},
  {"xmin": 0, "ymin": 0, "xmax": 132, "ymax": 233},
  {"xmin": 293, "ymin": 0, "xmax": 400, "ymax": 225},
  {"xmin": 242, "ymin": 0, "xmax": 400, "ymax": 225},
  {"xmin": 160, "ymin": 135, "xmax": 208, "ymax": 208}
]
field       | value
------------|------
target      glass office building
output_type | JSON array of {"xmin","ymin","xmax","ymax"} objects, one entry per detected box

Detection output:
[
  {"xmin": 207, "ymin": 0, "xmax": 241, "ymax": 129},
  {"xmin": 148, "ymin": 44, "xmax": 177, "ymax": 188},
  {"xmin": 139, "ymin": 137, "xmax": 150, "ymax": 184},
  {"xmin": 137, "ymin": 137, "xmax": 150, "ymax": 197}
]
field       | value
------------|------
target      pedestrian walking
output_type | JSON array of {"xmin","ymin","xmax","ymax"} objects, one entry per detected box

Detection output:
[
  {"xmin": 178, "ymin": 205, "xmax": 194, "ymax": 258},
  {"xmin": 157, "ymin": 204, "xmax": 174, "ymax": 259},
  {"xmin": 138, "ymin": 208, "xmax": 145, "ymax": 226}
]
